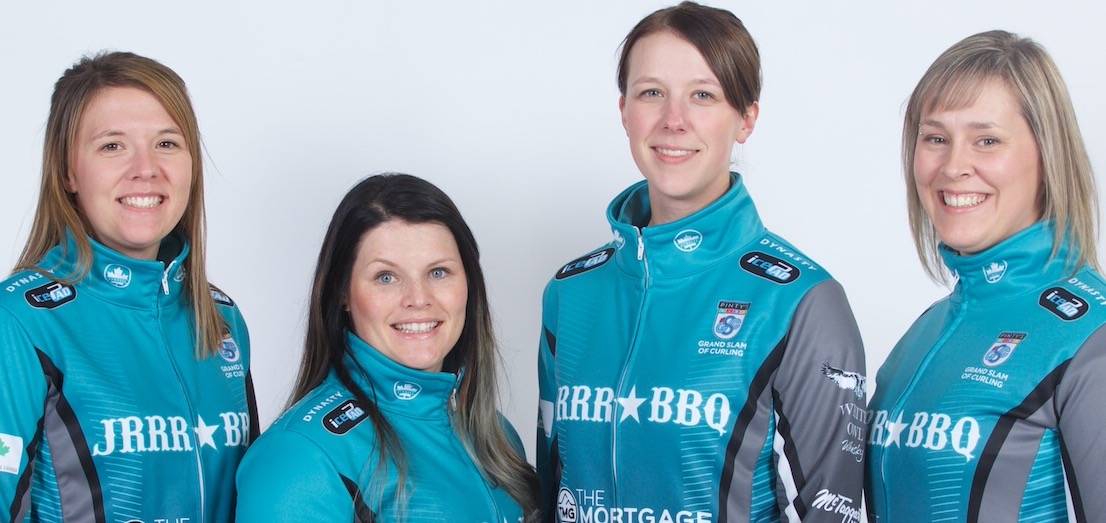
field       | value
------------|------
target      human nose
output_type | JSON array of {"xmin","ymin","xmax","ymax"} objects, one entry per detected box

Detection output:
[
  {"xmin": 662, "ymin": 98, "xmax": 687, "ymax": 132},
  {"xmin": 940, "ymin": 140, "xmax": 973, "ymax": 179},
  {"xmin": 130, "ymin": 147, "xmax": 159, "ymax": 180},
  {"xmin": 401, "ymin": 279, "xmax": 431, "ymax": 309}
]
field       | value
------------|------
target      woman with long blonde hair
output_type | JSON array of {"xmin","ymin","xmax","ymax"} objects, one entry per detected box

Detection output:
[{"xmin": 0, "ymin": 51, "xmax": 256, "ymax": 521}]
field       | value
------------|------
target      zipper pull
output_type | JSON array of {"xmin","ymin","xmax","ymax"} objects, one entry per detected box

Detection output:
[
  {"xmin": 450, "ymin": 367, "xmax": 467, "ymax": 412},
  {"xmin": 161, "ymin": 260, "xmax": 176, "ymax": 296},
  {"xmin": 636, "ymin": 229, "xmax": 645, "ymax": 261}
]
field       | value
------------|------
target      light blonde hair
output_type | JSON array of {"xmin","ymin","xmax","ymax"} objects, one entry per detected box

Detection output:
[
  {"xmin": 16, "ymin": 51, "xmax": 225, "ymax": 355},
  {"xmin": 903, "ymin": 30, "xmax": 1099, "ymax": 281}
]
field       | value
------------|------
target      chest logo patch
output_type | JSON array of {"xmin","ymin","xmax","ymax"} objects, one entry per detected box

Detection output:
[
  {"xmin": 24, "ymin": 282, "xmax": 76, "ymax": 310},
  {"xmin": 713, "ymin": 300, "xmax": 749, "ymax": 339},
  {"xmin": 673, "ymin": 229, "xmax": 703, "ymax": 252},
  {"xmin": 1039, "ymin": 287, "xmax": 1087, "ymax": 321},
  {"xmin": 555, "ymin": 248, "xmax": 614, "ymax": 280},
  {"xmin": 740, "ymin": 251, "xmax": 799, "ymax": 284},
  {"xmin": 393, "ymin": 382, "xmax": 421, "ymax": 400},
  {"xmin": 219, "ymin": 337, "xmax": 241, "ymax": 363},
  {"xmin": 103, "ymin": 264, "xmax": 132, "ymax": 288},
  {"xmin": 323, "ymin": 400, "xmax": 367, "ymax": 435},
  {"xmin": 983, "ymin": 332, "xmax": 1025, "ymax": 367},
  {"xmin": 983, "ymin": 260, "xmax": 1007, "ymax": 283}
]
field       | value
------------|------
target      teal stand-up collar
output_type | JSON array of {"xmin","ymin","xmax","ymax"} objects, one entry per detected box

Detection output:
[
  {"xmin": 940, "ymin": 221, "xmax": 1072, "ymax": 302},
  {"xmin": 606, "ymin": 172, "xmax": 766, "ymax": 280},
  {"xmin": 41, "ymin": 232, "xmax": 190, "ymax": 310},
  {"xmin": 343, "ymin": 331, "xmax": 461, "ymax": 421}
]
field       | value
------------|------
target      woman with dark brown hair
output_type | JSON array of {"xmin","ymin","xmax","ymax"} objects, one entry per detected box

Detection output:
[
  {"xmin": 536, "ymin": 2, "xmax": 865, "ymax": 521},
  {"xmin": 236, "ymin": 173, "xmax": 538, "ymax": 521}
]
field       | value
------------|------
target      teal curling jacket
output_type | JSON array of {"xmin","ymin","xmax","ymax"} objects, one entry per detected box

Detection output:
[
  {"xmin": 235, "ymin": 331, "xmax": 526, "ymax": 522},
  {"xmin": 0, "ymin": 233, "xmax": 256, "ymax": 523},
  {"xmin": 867, "ymin": 222, "xmax": 1106, "ymax": 522},
  {"xmin": 537, "ymin": 174, "xmax": 867, "ymax": 523}
]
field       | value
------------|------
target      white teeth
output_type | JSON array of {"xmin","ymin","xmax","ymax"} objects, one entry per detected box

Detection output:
[
  {"xmin": 943, "ymin": 192, "xmax": 987, "ymax": 208},
  {"xmin": 656, "ymin": 147, "xmax": 693, "ymax": 157},
  {"xmin": 394, "ymin": 321, "xmax": 439, "ymax": 334},
  {"xmin": 120, "ymin": 195, "xmax": 163, "ymax": 209}
]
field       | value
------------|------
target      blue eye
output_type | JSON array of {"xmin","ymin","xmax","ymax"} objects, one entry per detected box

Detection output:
[
  {"xmin": 693, "ymin": 91, "xmax": 715, "ymax": 101},
  {"xmin": 640, "ymin": 88, "xmax": 662, "ymax": 98},
  {"xmin": 430, "ymin": 268, "xmax": 449, "ymax": 279},
  {"xmin": 376, "ymin": 272, "xmax": 397, "ymax": 284}
]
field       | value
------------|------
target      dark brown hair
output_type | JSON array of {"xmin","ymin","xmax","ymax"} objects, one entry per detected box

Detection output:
[
  {"xmin": 291, "ymin": 173, "xmax": 539, "ymax": 518},
  {"xmin": 616, "ymin": 1, "xmax": 761, "ymax": 115}
]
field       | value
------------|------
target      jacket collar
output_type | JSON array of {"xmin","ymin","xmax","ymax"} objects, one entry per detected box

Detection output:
[
  {"xmin": 607, "ymin": 172, "xmax": 766, "ymax": 280},
  {"xmin": 41, "ymin": 231, "xmax": 189, "ymax": 310},
  {"xmin": 941, "ymin": 221, "xmax": 1073, "ymax": 302},
  {"xmin": 343, "ymin": 331, "xmax": 461, "ymax": 420}
]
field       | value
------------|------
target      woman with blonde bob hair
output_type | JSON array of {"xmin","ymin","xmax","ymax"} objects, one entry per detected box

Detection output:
[
  {"xmin": 0, "ymin": 51, "xmax": 255, "ymax": 520},
  {"xmin": 867, "ymin": 30, "xmax": 1106, "ymax": 521}
]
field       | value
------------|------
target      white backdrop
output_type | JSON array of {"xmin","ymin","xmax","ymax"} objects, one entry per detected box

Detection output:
[{"xmin": 3, "ymin": 1, "xmax": 1104, "ymax": 471}]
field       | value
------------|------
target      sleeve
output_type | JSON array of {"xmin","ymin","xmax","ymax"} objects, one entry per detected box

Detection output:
[
  {"xmin": 535, "ymin": 281, "xmax": 560, "ymax": 518},
  {"xmin": 219, "ymin": 292, "xmax": 260, "ymax": 445},
  {"xmin": 770, "ymin": 280, "xmax": 866, "ymax": 523},
  {"xmin": 1053, "ymin": 323, "xmax": 1106, "ymax": 521},
  {"xmin": 0, "ymin": 308, "xmax": 49, "ymax": 520},
  {"xmin": 235, "ymin": 429, "xmax": 363, "ymax": 522}
]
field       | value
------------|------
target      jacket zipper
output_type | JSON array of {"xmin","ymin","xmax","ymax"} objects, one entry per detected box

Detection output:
[
  {"xmin": 445, "ymin": 370, "xmax": 504, "ymax": 521},
  {"xmin": 876, "ymin": 296, "xmax": 968, "ymax": 521},
  {"xmin": 611, "ymin": 227, "xmax": 651, "ymax": 508},
  {"xmin": 156, "ymin": 262, "xmax": 207, "ymax": 522}
]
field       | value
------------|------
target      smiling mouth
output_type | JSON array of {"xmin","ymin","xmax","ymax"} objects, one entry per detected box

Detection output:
[
  {"xmin": 392, "ymin": 321, "xmax": 441, "ymax": 334},
  {"xmin": 652, "ymin": 146, "xmax": 697, "ymax": 160},
  {"xmin": 119, "ymin": 195, "xmax": 164, "ymax": 209},
  {"xmin": 942, "ymin": 191, "xmax": 988, "ymax": 209}
]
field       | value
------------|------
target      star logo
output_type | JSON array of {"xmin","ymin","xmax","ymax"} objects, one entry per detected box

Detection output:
[
  {"xmin": 884, "ymin": 413, "xmax": 907, "ymax": 448},
  {"xmin": 194, "ymin": 416, "xmax": 220, "ymax": 450},
  {"xmin": 616, "ymin": 387, "xmax": 646, "ymax": 423}
]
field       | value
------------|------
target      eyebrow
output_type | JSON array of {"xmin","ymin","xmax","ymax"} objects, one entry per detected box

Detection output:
[
  {"xmin": 630, "ymin": 76, "xmax": 721, "ymax": 87},
  {"xmin": 90, "ymin": 128, "xmax": 183, "ymax": 140},
  {"xmin": 919, "ymin": 119, "xmax": 998, "ymax": 130},
  {"xmin": 364, "ymin": 257, "xmax": 460, "ymax": 268}
]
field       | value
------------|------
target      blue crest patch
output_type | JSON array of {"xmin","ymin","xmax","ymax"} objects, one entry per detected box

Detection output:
[
  {"xmin": 219, "ymin": 337, "xmax": 241, "ymax": 363},
  {"xmin": 713, "ymin": 301, "xmax": 749, "ymax": 340},
  {"xmin": 983, "ymin": 332, "xmax": 1025, "ymax": 367}
]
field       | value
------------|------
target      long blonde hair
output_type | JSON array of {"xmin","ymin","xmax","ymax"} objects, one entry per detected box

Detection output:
[
  {"xmin": 16, "ymin": 51, "xmax": 225, "ymax": 355},
  {"xmin": 903, "ymin": 30, "xmax": 1099, "ymax": 281}
]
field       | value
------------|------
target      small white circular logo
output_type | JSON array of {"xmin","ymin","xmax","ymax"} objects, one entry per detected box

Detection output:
[
  {"xmin": 673, "ymin": 229, "xmax": 703, "ymax": 252},
  {"xmin": 103, "ymin": 264, "xmax": 132, "ymax": 288},
  {"xmin": 393, "ymin": 382, "xmax": 422, "ymax": 400}
]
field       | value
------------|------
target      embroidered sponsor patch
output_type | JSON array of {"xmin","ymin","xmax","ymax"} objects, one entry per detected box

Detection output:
[
  {"xmin": 1039, "ymin": 287, "xmax": 1087, "ymax": 320},
  {"xmin": 219, "ymin": 337, "xmax": 241, "ymax": 363},
  {"xmin": 982, "ymin": 332, "xmax": 1025, "ymax": 367},
  {"xmin": 740, "ymin": 251, "xmax": 799, "ymax": 284},
  {"xmin": 103, "ymin": 264, "xmax": 132, "ymax": 288},
  {"xmin": 0, "ymin": 433, "xmax": 24, "ymax": 474},
  {"xmin": 673, "ymin": 229, "xmax": 703, "ymax": 252},
  {"xmin": 713, "ymin": 301, "xmax": 749, "ymax": 340},
  {"xmin": 555, "ymin": 248, "xmax": 614, "ymax": 280},
  {"xmin": 821, "ymin": 362, "xmax": 867, "ymax": 399},
  {"xmin": 24, "ymin": 282, "xmax": 76, "ymax": 310},
  {"xmin": 323, "ymin": 400, "xmax": 367, "ymax": 435},
  {"xmin": 393, "ymin": 382, "xmax": 421, "ymax": 400},
  {"xmin": 210, "ymin": 287, "xmax": 235, "ymax": 307}
]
